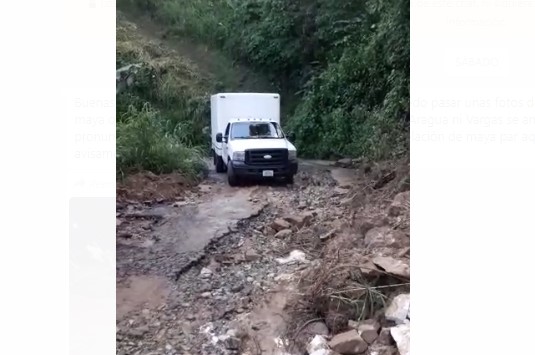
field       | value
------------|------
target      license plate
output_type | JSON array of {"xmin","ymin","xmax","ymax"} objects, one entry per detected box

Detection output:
[{"xmin": 262, "ymin": 170, "xmax": 274, "ymax": 177}]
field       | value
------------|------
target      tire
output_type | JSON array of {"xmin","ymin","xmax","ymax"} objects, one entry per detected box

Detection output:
[
  {"xmin": 215, "ymin": 155, "xmax": 225, "ymax": 173},
  {"xmin": 227, "ymin": 161, "xmax": 239, "ymax": 186},
  {"xmin": 286, "ymin": 174, "xmax": 295, "ymax": 185}
]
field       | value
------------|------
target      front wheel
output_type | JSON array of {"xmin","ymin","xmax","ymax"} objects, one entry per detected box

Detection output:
[
  {"xmin": 227, "ymin": 161, "xmax": 239, "ymax": 186},
  {"xmin": 286, "ymin": 174, "xmax": 295, "ymax": 185}
]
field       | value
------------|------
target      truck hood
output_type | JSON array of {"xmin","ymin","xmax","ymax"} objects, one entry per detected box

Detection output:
[{"xmin": 230, "ymin": 138, "xmax": 296, "ymax": 152}]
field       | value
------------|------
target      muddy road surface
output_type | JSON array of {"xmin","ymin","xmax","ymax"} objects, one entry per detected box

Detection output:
[{"xmin": 116, "ymin": 160, "xmax": 362, "ymax": 355}]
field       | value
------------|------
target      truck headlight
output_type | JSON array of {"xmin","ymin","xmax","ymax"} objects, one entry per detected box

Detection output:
[
  {"xmin": 288, "ymin": 150, "xmax": 297, "ymax": 161},
  {"xmin": 232, "ymin": 151, "xmax": 245, "ymax": 161}
]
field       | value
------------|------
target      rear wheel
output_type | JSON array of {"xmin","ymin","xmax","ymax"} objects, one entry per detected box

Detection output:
[
  {"xmin": 215, "ymin": 155, "xmax": 225, "ymax": 173},
  {"xmin": 227, "ymin": 161, "xmax": 239, "ymax": 186}
]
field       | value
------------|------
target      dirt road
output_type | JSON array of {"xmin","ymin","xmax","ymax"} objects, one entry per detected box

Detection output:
[{"xmin": 116, "ymin": 160, "xmax": 358, "ymax": 354}]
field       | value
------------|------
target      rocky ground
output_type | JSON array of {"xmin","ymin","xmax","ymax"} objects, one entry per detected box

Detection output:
[{"xmin": 116, "ymin": 158, "xmax": 410, "ymax": 355}]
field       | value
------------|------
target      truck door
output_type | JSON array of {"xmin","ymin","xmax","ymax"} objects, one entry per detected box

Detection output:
[{"xmin": 222, "ymin": 123, "xmax": 230, "ymax": 164}]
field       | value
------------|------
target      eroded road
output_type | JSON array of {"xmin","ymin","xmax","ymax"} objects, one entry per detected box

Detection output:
[{"xmin": 116, "ymin": 160, "xmax": 360, "ymax": 355}]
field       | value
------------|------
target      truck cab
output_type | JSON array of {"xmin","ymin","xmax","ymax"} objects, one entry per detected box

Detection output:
[{"xmin": 210, "ymin": 93, "xmax": 298, "ymax": 186}]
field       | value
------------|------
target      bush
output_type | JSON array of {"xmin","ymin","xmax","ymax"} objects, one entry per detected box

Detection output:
[{"xmin": 117, "ymin": 104, "xmax": 207, "ymax": 179}]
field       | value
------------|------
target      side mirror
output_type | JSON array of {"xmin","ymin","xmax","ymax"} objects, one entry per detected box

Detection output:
[{"xmin": 216, "ymin": 133, "xmax": 223, "ymax": 143}]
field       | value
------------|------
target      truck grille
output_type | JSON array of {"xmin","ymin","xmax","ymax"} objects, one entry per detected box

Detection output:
[{"xmin": 245, "ymin": 149, "xmax": 288, "ymax": 166}]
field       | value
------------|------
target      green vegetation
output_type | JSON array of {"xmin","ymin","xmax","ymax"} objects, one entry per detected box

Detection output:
[
  {"xmin": 116, "ymin": 15, "xmax": 211, "ymax": 178},
  {"xmin": 117, "ymin": 104, "xmax": 207, "ymax": 179},
  {"xmin": 118, "ymin": 0, "xmax": 409, "ymax": 160}
]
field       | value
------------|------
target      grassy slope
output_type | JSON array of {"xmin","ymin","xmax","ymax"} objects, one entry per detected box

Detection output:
[{"xmin": 116, "ymin": 12, "xmax": 211, "ymax": 179}]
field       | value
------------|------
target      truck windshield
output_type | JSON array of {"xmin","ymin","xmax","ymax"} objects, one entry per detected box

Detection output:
[{"xmin": 230, "ymin": 122, "xmax": 284, "ymax": 139}]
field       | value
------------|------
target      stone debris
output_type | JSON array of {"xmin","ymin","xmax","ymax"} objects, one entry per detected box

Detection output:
[
  {"xmin": 223, "ymin": 335, "xmax": 241, "ymax": 350},
  {"xmin": 310, "ymin": 350, "xmax": 339, "ymax": 355},
  {"xmin": 264, "ymin": 226, "xmax": 277, "ymax": 236},
  {"xmin": 390, "ymin": 323, "xmax": 410, "ymax": 355},
  {"xmin": 116, "ymin": 153, "xmax": 410, "ymax": 355},
  {"xmin": 283, "ymin": 214, "xmax": 306, "ymax": 228},
  {"xmin": 302, "ymin": 321, "xmax": 329, "ymax": 338},
  {"xmin": 358, "ymin": 261, "xmax": 381, "ymax": 278},
  {"xmin": 357, "ymin": 319, "xmax": 380, "ymax": 344},
  {"xmin": 385, "ymin": 294, "xmax": 410, "ymax": 324},
  {"xmin": 347, "ymin": 320, "xmax": 359, "ymax": 329},
  {"xmin": 198, "ymin": 184, "xmax": 212, "ymax": 193},
  {"xmin": 244, "ymin": 249, "xmax": 261, "ymax": 261},
  {"xmin": 388, "ymin": 191, "xmax": 409, "ymax": 217},
  {"xmin": 329, "ymin": 329, "xmax": 368, "ymax": 354},
  {"xmin": 319, "ymin": 228, "xmax": 337, "ymax": 240},
  {"xmin": 275, "ymin": 250, "xmax": 307, "ymax": 264},
  {"xmin": 377, "ymin": 328, "xmax": 395, "ymax": 346},
  {"xmin": 271, "ymin": 218, "xmax": 291, "ymax": 232},
  {"xmin": 368, "ymin": 344, "xmax": 398, "ymax": 355},
  {"xmin": 200, "ymin": 267, "xmax": 213, "ymax": 278},
  {"xmin": 365, "ymin": 227, "xmax": 409, "ymax": 249},
  {"xmin": 307, "ymin": 335, "xmax": 330, "ymax": 354},
  {"xmin": 274, "ymin": 229, "xmax": 292, "ymax": 238},
  {"xmin": 372, "ymin": 256, "xmax": 410, "ymax": 278}
]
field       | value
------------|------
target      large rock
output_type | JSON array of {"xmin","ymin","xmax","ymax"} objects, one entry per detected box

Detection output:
[
  {"xmin": 368, "ymin": 344, "xmax": 398, "ymax": 355},
  {"xmin": 244, "ymin": 249, "xmax": 260, "ymax": 261},
  {"xmin": 223, "ymin": 335, "xmax": 241, "ymax": 350},
  {"xmin": 388, "ymin": 191, "xmax": 410, "ymax": 216},
  {"xmin": 357, "ymin": 319, "xmax": 380, "ymax": 344},
  {"xmin": 263, "ymin": 226, "xmax": 276, "ymax": 236},
  {"xmin": 200, "ymin": 267, "xmax": 213, "ymax": 278},
  {"xmin": 271, "ymin": 218, "xmax": 291, "ymax": 232},
  {"xmin": 284, "ymin": 212, "xmax": 315, "ymax": 228},
  {"xmin": 390, "ymin": 323, "xmax": 410, "ymax": 355},
  {"xmin": 275, "ymin": 250, "xmax": 307, "ymax": 264},
  {"xmin": 377, "ymin": 328, "xmax": 395, "ymax": 345},
  {"xmin": 385, "ymin": 294, "xmax": 410, "ymax": 324},
  {"xmin": 347, "ymin": 320, "xmax": 359, "ymax": 329},
  {"xmin": 275, "ymin": 229, "xmax": 292, "ymax": 238},
  {"xmin": 358, "ymin": 261, "xmax": 381, "ymax": 278},
  {"xmin": 365, "ymin": 227, "xmax": 409, "ymax": 249},
  {"xmin": 307, "ymin": 335, "xmax": 330, "ymax": 354},
  {"xmin": 372, "ymin": 256, "xmax": 410, "ymax": 278},
  {"xmin": 329, "ymin": 329, "xmax": 368, "ymax": 354},
  {"xmin": 320, "ymin": 228, "xmax": 337, "ymax": 241},
  {"xmin": 302, "ymin": 321, "xmax": 329, "ymax": 338},
  {"xmin": 283, "ymin": 215, "xmax": 304, "ymax": 227}
]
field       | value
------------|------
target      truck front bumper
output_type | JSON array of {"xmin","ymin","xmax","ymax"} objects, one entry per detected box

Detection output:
[{"xmin": 231, "ymin": 161, "xmax": 298, "ymax": 178}]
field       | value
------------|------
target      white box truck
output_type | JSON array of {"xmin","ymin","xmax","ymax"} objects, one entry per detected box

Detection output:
[{"xmin": 210, "ymin": 93, "xmax": 298, "ymax": 186}]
